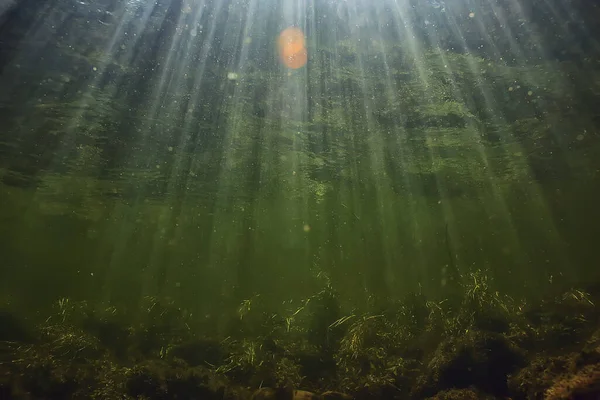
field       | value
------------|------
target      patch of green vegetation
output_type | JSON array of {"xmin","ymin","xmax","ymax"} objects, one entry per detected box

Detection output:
[{"xmin": 1, "ymin": 271, "xmax": 599, "ymax": 399}]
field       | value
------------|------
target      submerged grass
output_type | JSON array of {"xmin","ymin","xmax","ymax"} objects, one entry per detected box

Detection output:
[{"xmin": 1, "ymin": 269, "xmax": 600, "ymax": 399}]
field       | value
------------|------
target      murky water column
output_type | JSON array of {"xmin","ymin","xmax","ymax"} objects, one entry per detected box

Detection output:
[{"xmin": 0, "ymin": 0, "xmax": 599, "ymax": 319}]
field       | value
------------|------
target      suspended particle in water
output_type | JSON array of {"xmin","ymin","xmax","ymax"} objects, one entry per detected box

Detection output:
[
  {"xmin": 303, "ymin": 224, "xmax": 311, "ymax": 232},
  {"xmin": 278, "ymin": 27, "xmax": 308, "ymax": 69},
  {"xmin": 469, "ymin": 12, "xmax": 475, "ymax": 18},
  {"xmin": 576, "ymin": 134, "xmax": 584, "ymax": 141},
  {"xmin": 227, "ymin": 72, "xmax": 238, "ymax": 80},
  {"xmin": 527, "ymin": 91, "xmax": 533, "ymax": 96}
]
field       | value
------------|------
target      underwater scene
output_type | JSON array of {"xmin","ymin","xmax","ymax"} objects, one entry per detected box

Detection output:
[{"xmin": 1, "ymin": 0, "xmax": 600, "ymax": 398}]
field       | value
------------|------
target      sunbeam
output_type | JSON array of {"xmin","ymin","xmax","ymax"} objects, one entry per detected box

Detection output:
[{"xmin": 1, "ymin": 0, "xmax": 600, "ymax": 396}]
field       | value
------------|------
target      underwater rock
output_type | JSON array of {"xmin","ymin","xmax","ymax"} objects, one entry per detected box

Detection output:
[
  {"xmin": 424, "ymin": 387, "xmax": 498, "ymax": 399},
  {"xmin": 251, "ymin": 387, "xmax": 280, "ymax": 400},
  {"xmin": 351, "ymin": 382, "xmax": 401, "ymax": 400},
  {"xmin": 250, "ymin": 387, "xmax": 321, "ymax": 400},
  {"xmin": 7, "ymin": 325, "xmax": 111, "ymax": 399},
  {"xmin": 413, "ymin": 330, "xmax": 525, "ymax": 398},
  {"xmin": 509, "ymin": 331, "xmax": 600, "ymax": 400},
  {"xmin": 507, "ymin": 354, "xmax": 569, "ymax": 399},
  {"xmin": 321, "ymin": 390, "xmax": 353, "ymax": 400},
  {"xmin": 575, "ymin": 328, "xmax": 600, "ymax": 367},
  {"xmin": 293, "ymin": 389, "xmax": 320, "ymax": 400},
  {"xmin": 545, "ymin": 363, "xmax": 600, "ymax": 400}
]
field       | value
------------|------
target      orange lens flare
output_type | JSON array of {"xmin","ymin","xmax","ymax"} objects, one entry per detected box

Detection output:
[{"xmin": 278, "ymin": 27, "xmax": 307, "ymax": 69}]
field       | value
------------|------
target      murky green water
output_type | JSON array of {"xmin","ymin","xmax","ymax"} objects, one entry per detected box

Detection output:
[{"xmin": 1, "ymin": 0, "xmax": 600, "ymax": 398}]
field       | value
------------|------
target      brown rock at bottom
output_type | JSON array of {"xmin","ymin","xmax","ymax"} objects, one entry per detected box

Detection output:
[
  {"xmin": 321, "ymin": 390, "xmax": 353, "ymax": 400},
  {"xmin": 251, "ymin": 387, "xmax": 353, "ymax": 400}
]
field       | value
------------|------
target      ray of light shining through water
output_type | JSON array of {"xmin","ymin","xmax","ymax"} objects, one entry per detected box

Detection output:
[{"xmin": 0, "ymin": 0, "xmax": 599, "ymax": 324}]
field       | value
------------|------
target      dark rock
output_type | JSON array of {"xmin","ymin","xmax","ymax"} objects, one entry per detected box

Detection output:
[
  {"xmin": 545, "ymin": 364, "xmax": 600, "ymax": 400},
  {"xmin": 507, "ymin": 354, "xmax": 570, "ymax": 399},
  {"xmin": 293, "ymin": 389, "xmax": 320, "ymax": 400},
  {"xmin": 250, "ymin": 387, "xmax": 323, "ymax": 400},
  {"xmin": 352, "ymin": 382, "xmax": 400, "ymax": 400},
  {"xmin": 414, "ymin": 331, "xmax": 525, "ymax": 398},
  {"xmin": 321, "ymin": 390, "xmax": 353, "ymax": 400},
  {"xmin": 425, "ymin": 387, "xmax": 498, "ymax": 399},
  {"xmin": 251, "ymin": 387, "xmax": 279, "ymax": 400},
  {"xmin": 575, "ymin": 329, "xmax": 600, "ymax": 368},
  {"xmin": 251, "ymin": 387, "xmax": 293, "ymax": 400}
]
